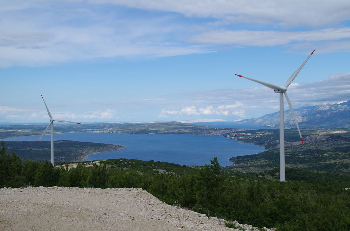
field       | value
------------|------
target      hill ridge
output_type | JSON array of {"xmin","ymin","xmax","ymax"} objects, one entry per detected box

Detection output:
[{"xmin": 237, "ymin": 100, "xmax": 350, "ymax": 128}]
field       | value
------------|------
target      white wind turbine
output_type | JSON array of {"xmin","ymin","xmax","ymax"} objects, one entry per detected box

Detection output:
[
  {"xmin": 37, "ymin": 94, "xmax": 81, "ymax": 165},
  {"xmin": 235, "ymin": 50, "xmax": 315, "ymax": 182}
]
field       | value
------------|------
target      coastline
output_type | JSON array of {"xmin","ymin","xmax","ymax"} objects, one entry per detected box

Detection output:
[
  {"xmin": 81, "ymin": 145, "xmax": 126, "ymax": 162},
  {"xmin": 4, "ymin": 131, "xmax": 265, "ymax": 167},
  {"xmin": 3, "ymin": 140, "xmax": 126, "ymax": 163}
]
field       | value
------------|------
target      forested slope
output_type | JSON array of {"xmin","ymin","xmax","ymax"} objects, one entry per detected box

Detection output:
[{"xmin": 1, "ymin": 141, "xmax": 349, "ymax": 230}]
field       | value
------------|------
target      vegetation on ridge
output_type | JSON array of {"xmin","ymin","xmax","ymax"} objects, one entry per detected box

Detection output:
[
  {"xmin": 1, "ymin": 141, "xmax": 349, "ymax": 231},
  {"xmin": 228, "ymin": 129, "xmax": 350, "ymax": 175}
]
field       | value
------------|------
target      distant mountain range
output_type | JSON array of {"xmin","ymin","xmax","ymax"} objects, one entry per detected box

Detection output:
[{"xmin": 237, "ymin": 100, "xmax": 350, "ymax": 128}]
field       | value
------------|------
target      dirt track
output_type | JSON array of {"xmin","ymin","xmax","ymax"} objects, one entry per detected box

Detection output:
[{"xmin": 0, "ymin": 187, "xmax": 262, "ymax": 231}]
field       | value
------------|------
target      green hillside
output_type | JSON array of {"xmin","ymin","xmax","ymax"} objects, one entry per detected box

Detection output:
[
  {"xmin": 1, "ymin": 141, "xmax": 350, "ymax": 230},
  {"xmin": 227, "ymin": 129, "xmax": 350, "ymax": 175}
]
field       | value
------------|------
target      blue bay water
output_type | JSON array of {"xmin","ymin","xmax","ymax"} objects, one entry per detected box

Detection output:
[{"xmin": 5, "ymin": 133, "xmax": 264, "ymax": 167}]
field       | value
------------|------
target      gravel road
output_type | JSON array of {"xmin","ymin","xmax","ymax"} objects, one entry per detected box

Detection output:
[{"xmin": 0, "ymin": 187, "xmax": 264, "ymax": 231}]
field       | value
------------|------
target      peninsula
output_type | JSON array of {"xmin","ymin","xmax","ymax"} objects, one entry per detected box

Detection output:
[{"xmin": 4, "ymin": 140, "xmax": 125, "ymax": 163}]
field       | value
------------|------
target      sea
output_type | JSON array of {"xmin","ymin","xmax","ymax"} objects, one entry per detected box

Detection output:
[{"xmin": 5, "ymin": 132, "xmax": 264, "ymax": 167}]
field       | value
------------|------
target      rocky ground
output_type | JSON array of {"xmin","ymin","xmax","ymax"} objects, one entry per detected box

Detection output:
[{"xmin": 0, "ymin": 187, "xmax": 269, "ymax": 231}]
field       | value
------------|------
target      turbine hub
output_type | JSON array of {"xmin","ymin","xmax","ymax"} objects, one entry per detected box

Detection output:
[{"xmin": 274, "ymin": 88, "xmax": 286, "ymax": 93}]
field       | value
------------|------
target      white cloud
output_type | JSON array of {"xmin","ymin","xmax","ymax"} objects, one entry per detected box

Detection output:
[
  {"xmin": 199, "ymin": 106, "xmax": 214, "ymax": 115},
  {"xmin": 0, "ymin": 0, "xmax": 43, "ymax": 12},
  {"xmin": 218, "ymin": 102, "xmax": 243, "ymax": 110},
  {"xmin": 0, "ymin": 106, "xmax": 46, "ymax": 121},
  {"xmin": 290, "ymin": 40, "xmax": 350, "ymax": 54},
  {"xmin": 181, "ymin": 119, "xmax": 225, "ymax": 123},
  {"xmin": 0, "ymin": 26, "xmax": 209, "ymax": 67},
  {"xmin": 289, "ymin": 73, "xmax": 350, "ymax": 105},
  {"xmin": 86, "ymin": 0, "xmax": 350, "ymax": 27},
  {"xmin": 190, "ymin": 28, "xmax": 350, "ymax": 48},
  {"xmin": 99, "ymin": 109, "xmax": 117, "ymax": 119},
  {"xmin": 181, "ymin": 106, "xmax": 200, "ymax": 115},
  {"xmin": 1, "ymin": 1, "xmax": 350, "ymax": 67},
  {"xmin": 56, "ymin": 109, "xmax": 118, "ymax": 119},
  {"xmin": 159, "ymin": 107, "xmax": 199, "ymax": 117},
  {"xmin": 0, "ymin": 106, "xmax": 118, "ymax": 122},
  {"xmin": 0, "ymin": 2, "xmax": 210, "ymax": 67},
  {"xmin": 176, "ymin": 74, "xmax": 350, "ymax": 118},
  {"xmin": 159, "ymin": 103, "xmax": 246, "ymax": 118},
  {"xmin": 0, "ymin": 106, "xmax": 27, "ymax": 114},
  {"xmin": 159, "ymin": 109, "xmax": 179, "ymax": 116}
]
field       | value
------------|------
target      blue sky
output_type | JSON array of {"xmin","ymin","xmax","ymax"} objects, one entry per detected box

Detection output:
[{"xmin": 1, "ymin": 0, "xmax": 350, "ymax": 123}]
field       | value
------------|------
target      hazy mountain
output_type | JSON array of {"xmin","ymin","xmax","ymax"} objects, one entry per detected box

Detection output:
[{"xmin": 237, "ymin": 100, "xmax": 350, "ymax": 128}]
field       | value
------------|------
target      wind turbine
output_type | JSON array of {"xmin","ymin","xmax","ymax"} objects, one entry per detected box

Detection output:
[
  {"xmin": 37, "ymin": 94, "xmax": 81, "ymax": 165},
  {"xmin": 235, "ymin": 50, "xmax": 315, "ymax": 182}
]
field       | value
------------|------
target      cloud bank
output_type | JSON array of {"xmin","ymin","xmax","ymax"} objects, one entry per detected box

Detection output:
[
  {"xmin": 158, "ymin": 73, "xmax": 350, "ymax": 119},
  {"xmin": 86, "ymin": 0, "xmax": 350, "ymax": 27},
  {"xmin": 1, "ymin": 0, "xmax": 350, "ymax": 67},
  {"xmin": 1, "ymin": 74, "xmax": 349, "ymax": 122}
]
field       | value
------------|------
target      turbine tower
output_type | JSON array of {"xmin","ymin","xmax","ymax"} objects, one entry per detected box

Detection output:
[
  {"xmin": 236, "ymin": 50, "xmax": 315, "ymax": 182},
  {"xmin": 37, "ymin": 94, "xmax": 81, "ymax": 165}
]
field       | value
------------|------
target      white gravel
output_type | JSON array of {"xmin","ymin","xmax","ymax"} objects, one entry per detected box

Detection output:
[{"xmin": 0, "ymin": 187, "xmax": 267, "ymax": 231}]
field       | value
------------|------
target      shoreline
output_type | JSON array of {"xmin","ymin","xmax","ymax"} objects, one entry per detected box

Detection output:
[
  {"xmin": 3, "ymin": 140, "xmax": 126, "ymax": 164},
  {"xmin": 3, "ymin": 132, "xmax": 264, "ymax": 166},
  {"xmin": 81, "ymin": 145, "xmax": 126, "ymax": 162}
]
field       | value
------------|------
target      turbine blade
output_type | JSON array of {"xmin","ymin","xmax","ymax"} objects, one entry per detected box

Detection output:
[
  {"xmin": 284, "ymin": 92, "xmax": 304, "ymax": 145},
  {"xmin": 235, "ymin": 74, "xmax": 284, "ymax": 91},
  {"xmin": 285, "ymin": 50, "xmax": 315, "ymax": 88},
  {"xmin": 41, "ymin": 94, "xmax": 53, "ymax": 120},
  {"xmin": 36, "ymin": 122, "xmax": 53, "ymax": 143},
  {"xmin": 56, "ymin": 119, "xmax": 81, "ymax": 124}
]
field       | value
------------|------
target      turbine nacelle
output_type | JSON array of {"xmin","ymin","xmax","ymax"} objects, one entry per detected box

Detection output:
[{"xmin": 274, "ymin": 89, "xmax": 286, "ymax": 93}]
